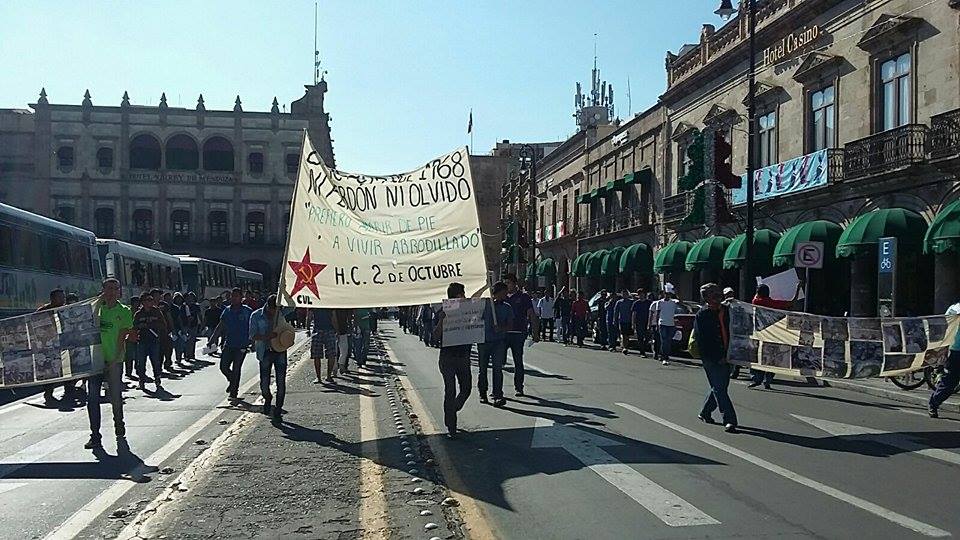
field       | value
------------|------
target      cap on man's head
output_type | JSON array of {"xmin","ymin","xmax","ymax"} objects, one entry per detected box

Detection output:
[
  {"xmin": 663, "ymin": 282, "xmax": 675, "ymax": 294},
  {"xmin": 723, "ymin": 287, "xmax": 735, "ymax": 295}
]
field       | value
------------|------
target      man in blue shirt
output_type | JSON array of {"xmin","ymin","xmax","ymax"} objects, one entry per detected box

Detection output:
[
  {"xmin": 209, "ymin": 287, "xmax": 252, "ymax": 400},
  {"xmin": 504, "ymin": 273, "xmax": 539, "ymax": 397},
  {"xmin": 250, "ymin": 295, "xmax": 286, "ymax": 420},
  {"xmin": 477, "ymin": 282, "xmax": 514, "ymax": 407}
]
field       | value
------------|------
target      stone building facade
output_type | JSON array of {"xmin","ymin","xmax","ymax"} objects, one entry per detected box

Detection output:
[
  {"xmin": 658, "ymin": 0, "xmax": 960, "ymax": 314},
  {"xmin": 0, "ymin": 83, "xmax": 336, "ymax": 287}
]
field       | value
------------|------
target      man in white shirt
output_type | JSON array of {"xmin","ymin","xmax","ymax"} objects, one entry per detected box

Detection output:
[
  {"xmin": 537, "ymin": 291, "xmax": 556, "ymax": 342},
  {"xmin": 648, "ymin": 289, "xmax": 679, "ymax": 366}
]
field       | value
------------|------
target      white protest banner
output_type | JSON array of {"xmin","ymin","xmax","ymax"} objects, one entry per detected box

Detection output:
[
  {"xmin": 757, "ymin": 269, "xmax": 804, "ymax": 301},
  {"xmin": 441, "ymin": 298, "xmax": 486, "ymax": 347},
  {"xmin": 0, "ymin": 299, "xmax": 105, "ymax": 388},
  {"xmin": 280, "ymin": 133, "xmax": 489, "ymax": 308}
]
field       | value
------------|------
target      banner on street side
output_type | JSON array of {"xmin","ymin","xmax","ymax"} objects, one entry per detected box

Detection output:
[
  {"xmin": 0, "ymin": 299, "xmax": 105, "ymax": 388},
  {"xmin": 727, "ymin": 301, "xmax": 959, "ymax": 379},
  {"xmin": 280, "ymin": 133, "xmax": 489, "ymax": 308},
  {"xmin": 732, "ymin": 148, "xmax": 831, "ymax": 205},
  {"xmin": 441, "ymin": 298, "xmax": 486, "ymax": 347}
]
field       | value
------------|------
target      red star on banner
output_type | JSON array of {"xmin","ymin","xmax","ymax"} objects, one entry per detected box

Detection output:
[{"xmin": 287, "ymin": 248, "xmax": 327, "ymax": 298}]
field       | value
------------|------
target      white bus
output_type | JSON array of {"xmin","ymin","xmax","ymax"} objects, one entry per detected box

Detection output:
[
  {"xmin": 235, "ymin": 267, "xmax": 264, "ymax": 293},
  {"xmin": 178, "ymin": 256, "xmax": 238, "ymax": 300},
  {"xmin": 97, "ymin": 239, "xmax": 182, "ymax": 302},
  {"xmin": 0, "ymin": 203, "xmax": 103, "ymax": 318}
]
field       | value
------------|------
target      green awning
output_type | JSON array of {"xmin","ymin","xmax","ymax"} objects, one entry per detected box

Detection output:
[
  {"xmin": 590, "ymin": 188, "xmax": 600, "ymax": 200},
  {"xmin": 772, "ymin": 220, "xmax": 843, "ymax": 267},
  {"xmin": 925, "ymin": 198, "xmax": 960, "ymax": 254},
  {"xmin": 723, "ymin": 229, "xmax": 782, "ymax": 270},
  {"xmin": 576, "ymin": 193, "xmax": 592, "ymax": 204},
  {"xmin": 653, "ymin": 241, "xmax": 693, "ymax": 274},
  {"xmin": 586, "ymin": 250, "xmax": 608, "ymax": 277},
  {"xmin": 612, "ymin": 178, "xmax": 626, "ymax": 190},
  {"xmin": 624, "ymin": 167, "xmax": 652, "ymax": 186},
  {"xmin": 619, "ymin": 243, "xmax": 654, "ymax": 274},
  {"xmin": 537, "ymin": 258, "xmax": 556, "ymax": 279},
  {"xmin": 836, "ymin": 208, "xmax": 927, "ymax": 258},
  {"xmin": 685, "ymin": 236, "xmax": 732, "ymax": 271},
  {"xmin": 571, "ymin": 252, "xmax": 591, "ymax": 277},
  {"xmin": 597, "ymin": 185, "xmax": 611, "ymax": 196},
  {"xmin": 601, "ymin": 246, "xmax": 626, "ymax": 277}
]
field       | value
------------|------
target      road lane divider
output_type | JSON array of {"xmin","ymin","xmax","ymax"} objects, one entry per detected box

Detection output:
[
  {"xmin": 46, "ymin": 337, "xmax": 310, "ymax": 540},
  {"xmin": 617, "ymin": 402, "xmax": 951, "ymax": 538}
]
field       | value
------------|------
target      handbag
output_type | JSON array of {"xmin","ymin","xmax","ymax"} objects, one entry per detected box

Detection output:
[{"xmin": 687, "ymin": 325, "xmax": 701, "ymax": 359}]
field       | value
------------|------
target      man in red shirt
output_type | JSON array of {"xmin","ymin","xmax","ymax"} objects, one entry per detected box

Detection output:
[
  {"xmin": 570, "ymin": 291, "xmax": 590, "ymax": 347},
  {"xmin": 749, "ymin": 282, "xmax": 803, "ymax": 388}
]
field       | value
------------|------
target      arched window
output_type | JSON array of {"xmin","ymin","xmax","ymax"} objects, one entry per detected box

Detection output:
[
  {"xmin": 202, "ymin": 136, "xmax": 235, "ymax": 172},
  {"xmin": 97, "ymin": 147, "xmax": 114, "ymax": 169},
  {"xmin": 246, "ymin": 211, "xmax": 265, "ymax": 244},
  {"xmin": 209, "ymin": 211, "xmax": 228, "ymax": 243},
  {"xmin": 55, "ymin": 206, "xmax": 75, "ymax": 224},
  {"xmin": 129, "ymin": 134, "xmax": 161, "ymax": 170},
  {"xmin": 57, "ymin": 146, "xmax": 75, "ymax": 170},
  {"xmin": 94, "ymin": 208, "xmax": 115, "ymax": 237},
  {"xmin": 132, "ymin": 209, "xmax": 153, "ymax": 243},
  {"xmin": 166, "ymin": 134, "xmax": 199, "ymax": 170},
  {"xmin": 171, "ymin": 209, "xmax": 191, "ymax": 242}
]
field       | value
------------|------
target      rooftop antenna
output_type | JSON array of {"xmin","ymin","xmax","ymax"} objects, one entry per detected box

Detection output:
[
  {"xmin": 313, "ymin": 0, "xmax": 320, "ymax": 85},
  {"xmin": 592, "ymin": 33, "xmax": 599, "ymax": 106},
  {"xmin": 627, "ymin": 76, "xmax": 632, "ymax": 115}
]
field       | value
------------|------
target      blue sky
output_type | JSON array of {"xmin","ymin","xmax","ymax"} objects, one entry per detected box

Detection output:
[{"xmin": 0, "ymin": 1, "xmax": 725, "ymax": 174}]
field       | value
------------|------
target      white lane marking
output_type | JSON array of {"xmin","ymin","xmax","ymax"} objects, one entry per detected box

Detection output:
[
  {"xmin": 0, "ymin": 431, "xmax": 85, "ymax": 480},
  {"xmin": 617, "ymin": 403, "xmax": 951, "ymax": 538},
  {"xmin": 792, "ymin": 414, "xmax": 960, "ymax": 467},
  {"xmin": 0, "ymin": 482, "xmax": 28, "ymax": 495},
  {"xmin": 531, "ymin": 418, "xmax": 719, "ymax": 527},
  {"xmin": 45, "ymin": 339, "xmax": 310, "ymax": 540}
]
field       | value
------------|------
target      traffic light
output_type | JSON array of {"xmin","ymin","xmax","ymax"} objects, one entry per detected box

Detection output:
[
  {"xmin": 713, "ymin": 131, "xmax": 740, "ymax": 188},
  {"xmin": 678, "ymin": 131, "xmax": 704, "ymax": 192}
]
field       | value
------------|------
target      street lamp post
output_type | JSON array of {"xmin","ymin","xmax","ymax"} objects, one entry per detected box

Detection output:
[
  {"xmin": 519, "ymin": 144, "xmax": 538, "ymax": 278},
  {"xmin": 717, "ymin": 0, "xmax": 755, "ymax": 300}
]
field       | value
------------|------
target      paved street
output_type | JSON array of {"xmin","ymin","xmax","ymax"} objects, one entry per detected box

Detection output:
[{"xmin": 1, "ymin": 322, "xmax": 959, "ymax": 539}]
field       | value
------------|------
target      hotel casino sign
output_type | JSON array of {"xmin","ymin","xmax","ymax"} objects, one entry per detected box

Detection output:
[
  {"xmin": 762, "ymin": 25, "xmax": 824, "ymax": 67},
  {"xmin": 125, "ymin": 171, "xmax": 237, "ymax": 184}
]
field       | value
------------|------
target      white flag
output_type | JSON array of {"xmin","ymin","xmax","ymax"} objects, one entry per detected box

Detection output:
[{"xmin": 280, "ymin": 133, "xmax": 489, "ymax": 308}]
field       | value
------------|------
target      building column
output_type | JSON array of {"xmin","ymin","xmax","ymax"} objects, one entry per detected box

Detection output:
[
  {"xmin": 849, "ymin": 256, "xmax": 877, "ymax": 317},
  {"xmin": 934, "ymin": 251, "xmax": 960, "ymax": 313}
]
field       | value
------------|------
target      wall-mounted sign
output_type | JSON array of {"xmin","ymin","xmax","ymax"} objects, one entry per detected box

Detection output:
[
  {"xmin": 125, "ymin": 171, "xmax": 237, "ymax": 184},
  {"xmin": 611, "ymin": 131, "xmax": 630, "ymax": 147},
  {"xmin": 762, "ymin": 25, "xmax": 823, "ymax": 67}
]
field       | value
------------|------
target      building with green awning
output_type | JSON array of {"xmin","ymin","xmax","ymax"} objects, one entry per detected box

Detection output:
[
  {"xmin": 684, "ymin": 236, "xmax": 731, "ymax": 271},
  {"xmin": 619, "ymin": 243, "xmax": 654, "ymax": 275},
  {"xmin": 653, "ymin": 241, "xmax": 693, "ymax": 274},
  {"xmin": 772, "ymin": 220, "xmax": 843, "ymax": 268},
  {"xmin": 723, "ymin": 229, "xmax": 781, "ymax": 273}
]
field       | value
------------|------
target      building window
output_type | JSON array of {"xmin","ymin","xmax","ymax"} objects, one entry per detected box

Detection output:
[
  {"xmin": 246, "ymin": 211, "xmax": 266, "ymax": 244},
  {"xmin": 757, "ymin": 110, "xmax": 778, "ymax": 168},
  {"xmin": 202, "ymin": 136, "xmax": 235, "ymax": 172},
  {"xmin": 171, "ymin": 209, "xmax": 191, "ymax": 242},
  {"xmin": 94, "ymin": 208, "xmax": 115, "ymax": 237},
  {"xmin": 56, "ymin": 206, "xmax": 75, "ymax": 224},
  {"xmin": 209, "ymin": 211, "xmax": 229, "ymax": 243},
  {"xmin": 809, "ymin": 85, "xmax": 836, "ymax": 151},
  {"xmin": 132, "ymin": 209, "xmax": 153, "ymax": 243},
  {"xmin": 129, "ymin": 134, "xmax": 162, "ymax": 170},
  {"xmin": 57, "ymin": 146, "xmax": 74, "ymax": 170},
  {"xmin": 285, "ymin": 153, "xmax": 300, "ymax": 175},
  {"xmin": 248, "ymin": 152, "xmax": 264, "ymax": 174},
  {"xmin": 166, "ymin": 134, "xmax": 199, "ymax": 170},
  {"xmin": 572, "ymin": 190, "xmax": 580, "ymax": 233},
  {"xmin": 677, "ymin": 140, "xmax": 692, "ymax": 182},
  {"xmin": 879, "ymin": 52, "xmax": 912, "ymax": 131},
  {"xmin": 561, "ymin": 195, "xmax": 568, "ymax": 227},
  {"xmin": 96, "ymin": 147, "xmax": 114, "ymax": 169}
]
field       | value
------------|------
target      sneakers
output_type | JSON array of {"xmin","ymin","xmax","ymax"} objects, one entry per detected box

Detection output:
[
  {"xmin": 747, "ymin": 381, "xmax": 762, "ymax": 389},
  {"xmin": 929, "ymin": 408, "xmax": 939, "ymax": 418},
  {"xmin": 724, "ymin": 423, "xmax": 738, "ymax": 433},
  {"xmin": 493, "ymin": 398, "xmax": 507, "ymax": 408},
  {"xmin": 661, "ymin": 360, "xmax": 670, "ymax": 366},
  {"xmin": 697, "ymin": 414, "xmax": 717, "ymax": 425},
  {"xmin": 515, "ymin": 390, "xmax": 525, "ymax": 397},
  {"xmin": 84, "ymin": 436, "xmax": 102, "ymax": 450},
  {"xmin": 479, "ymin": 394, "xmax": 488, "ymax": 404},
  {"xmin": 763, "ymin": 383, "xmax": 772, "ymax": 390}
]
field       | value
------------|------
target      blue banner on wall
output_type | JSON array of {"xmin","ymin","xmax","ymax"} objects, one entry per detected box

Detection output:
[{"xmin": 732, "ymin": 149, "xmax": 830, "ymax": 205}]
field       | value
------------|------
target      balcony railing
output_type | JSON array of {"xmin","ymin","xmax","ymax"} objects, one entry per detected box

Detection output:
[
  {"xmin": 579, "ymin": 207, "xmax": 650, "ymax": 237},
  {"xmin": 843, "ymin": 124, "xmax": 928, "ymax": 181},
  {"xmin": 663, "ymin": 192, "xmax": 694, "ymax": 223},
  {"xmin": 930, "ymin": 108, "xmax": 960, "ymax": 160}
]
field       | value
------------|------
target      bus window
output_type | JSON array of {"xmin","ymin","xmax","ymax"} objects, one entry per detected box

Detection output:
[
  {"xmin": 173, "ymin": 268, "xmax": 182, "ymax": 290},
  {"xmin": 0, "ymin": 224, "xmax": 12, "ymax": 265},
  {"xmin": 18, "ymin": 230, "xmax": 43, "ymax": 268},
  {"xmin": 45, "ymin": 237, "xmax": 70, "ymax": 273},
  {"xmin": 165, "ymin": 266, "xmax": 174, "ymax": 290},
  {"xmin": 69, "ymin": 242, "xmax": 92, "ymax": 277}
]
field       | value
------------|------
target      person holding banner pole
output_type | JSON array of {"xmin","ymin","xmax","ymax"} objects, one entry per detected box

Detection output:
[
  {"xmin": 477, "ymin": 282, "xmax": 514, "ymax": 407},
  {"xmin": 504, "ymin": 274, "xmax": 539, "ymax": 397},
  {"xmin": 85, "ymin": 278, "xmax": 136, "ymax": 451},
  {"xmin": 748, "ymin": 282, "xmax": 803, "ymax": 389},
  {"xmin": 433, "ymin": 282, "xmax": 473, "ymax": 438}
]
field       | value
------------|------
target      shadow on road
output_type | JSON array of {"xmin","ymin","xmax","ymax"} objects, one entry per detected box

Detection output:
[{"xmin": 736, "ymin": 426, "xmax": 960, "ymax": 457}]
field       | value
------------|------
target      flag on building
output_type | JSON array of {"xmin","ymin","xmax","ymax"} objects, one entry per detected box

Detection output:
[{"xmin": 467, "ymin": 109, "xmax": 473, "ymax": 134}]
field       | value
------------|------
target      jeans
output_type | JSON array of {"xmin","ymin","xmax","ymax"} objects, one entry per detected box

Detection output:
[
  {"xmin": 337, "ymin": 334, "xmax": 350, "ymax": 371},
  {"xmin": 596, "ymin": 318, "xmax": 607, "ymax": 347},
  {"xmin": 137, "ymin": 340, "xmax": 162, "ymax": 384},
  {"xmin": 700, "ymin": 360, "xmax": 738, "ymax": 425},
  {"xmin": 183, "ymin": 328, "xmax": 197, "ymax": 359},
  {"xmin": 635, "ymin": 325, "xmax": 649, "ymax": 355},
  {"xmin": 87, "ymin": 362, "xmax": 125, "ymax": 440},
  {"xmin": 353, "ymin": 328, "xmax": 371, "ymax": 365},
  {"xmin": 124, "ymin": 342, "xmax": 138, "ymax": 376},
  {"xmin": 505, "ymin": 333, "xmax": 526, "ymax": 393},
  {"xmin": 930, "ymin": 349, "xmax": 960, "ymax": 411},
  {"xmin": 607, "ymin": 321, "xmax": 620, "ymax": 349},
  {"xmin": 572, "ymin": 317, "xmax": 587, "ymax": 346},
  {"xmin": 658, "ymin": 325, "xmax": 676, "ymax": 360},
  {"xmin": 539, "ymin": 318, "xmax": 554, "ymax": 342},
  {"xmin": 750, "ymin": 369, "xmax": 775, "ymax": 385},
  {"xmin": 438, "ymin": 347, "xmax": 472, "ymax": 433},
  {"xmin": 557, "ymin": 317, "xmax": 570, "ymax": 344},
  {"xmin": 477, "ymin": 340, "xmax": 507, "ymax": 399},
  {"xmin": 259, "ymin": 350, "xmax": 288, "ymax": 410},
  {"xmin": 220, "ymin": 346, "xmax": 247, "ymax": 396}
]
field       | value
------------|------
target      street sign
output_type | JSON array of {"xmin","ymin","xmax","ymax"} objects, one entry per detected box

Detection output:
[
  {"xmin": 877, "ymin": 237, "xmax": 897, "ymax": 317},
  {"xmin": 794, "ymin": 241, "xmax": 824, "ymax": 269}
]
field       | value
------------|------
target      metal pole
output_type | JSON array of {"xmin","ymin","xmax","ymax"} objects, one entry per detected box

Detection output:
[
  {"xmin": 743, "ymin": 0, "xmax": 756, "ymax": 301},
  {"xmin": 803, "ymin": 267, "xmax": 810, "ymax": 313}
]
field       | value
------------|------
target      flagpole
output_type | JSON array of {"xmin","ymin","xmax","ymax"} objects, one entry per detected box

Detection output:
[{"xmin": 278, "ymin": 129, "xmax": 309, "ymax": 307}]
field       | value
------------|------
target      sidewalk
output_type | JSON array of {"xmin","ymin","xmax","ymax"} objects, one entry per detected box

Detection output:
[{"xmin": 113, "ymin": 338, "xmax": 467, "ymax": 539}]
